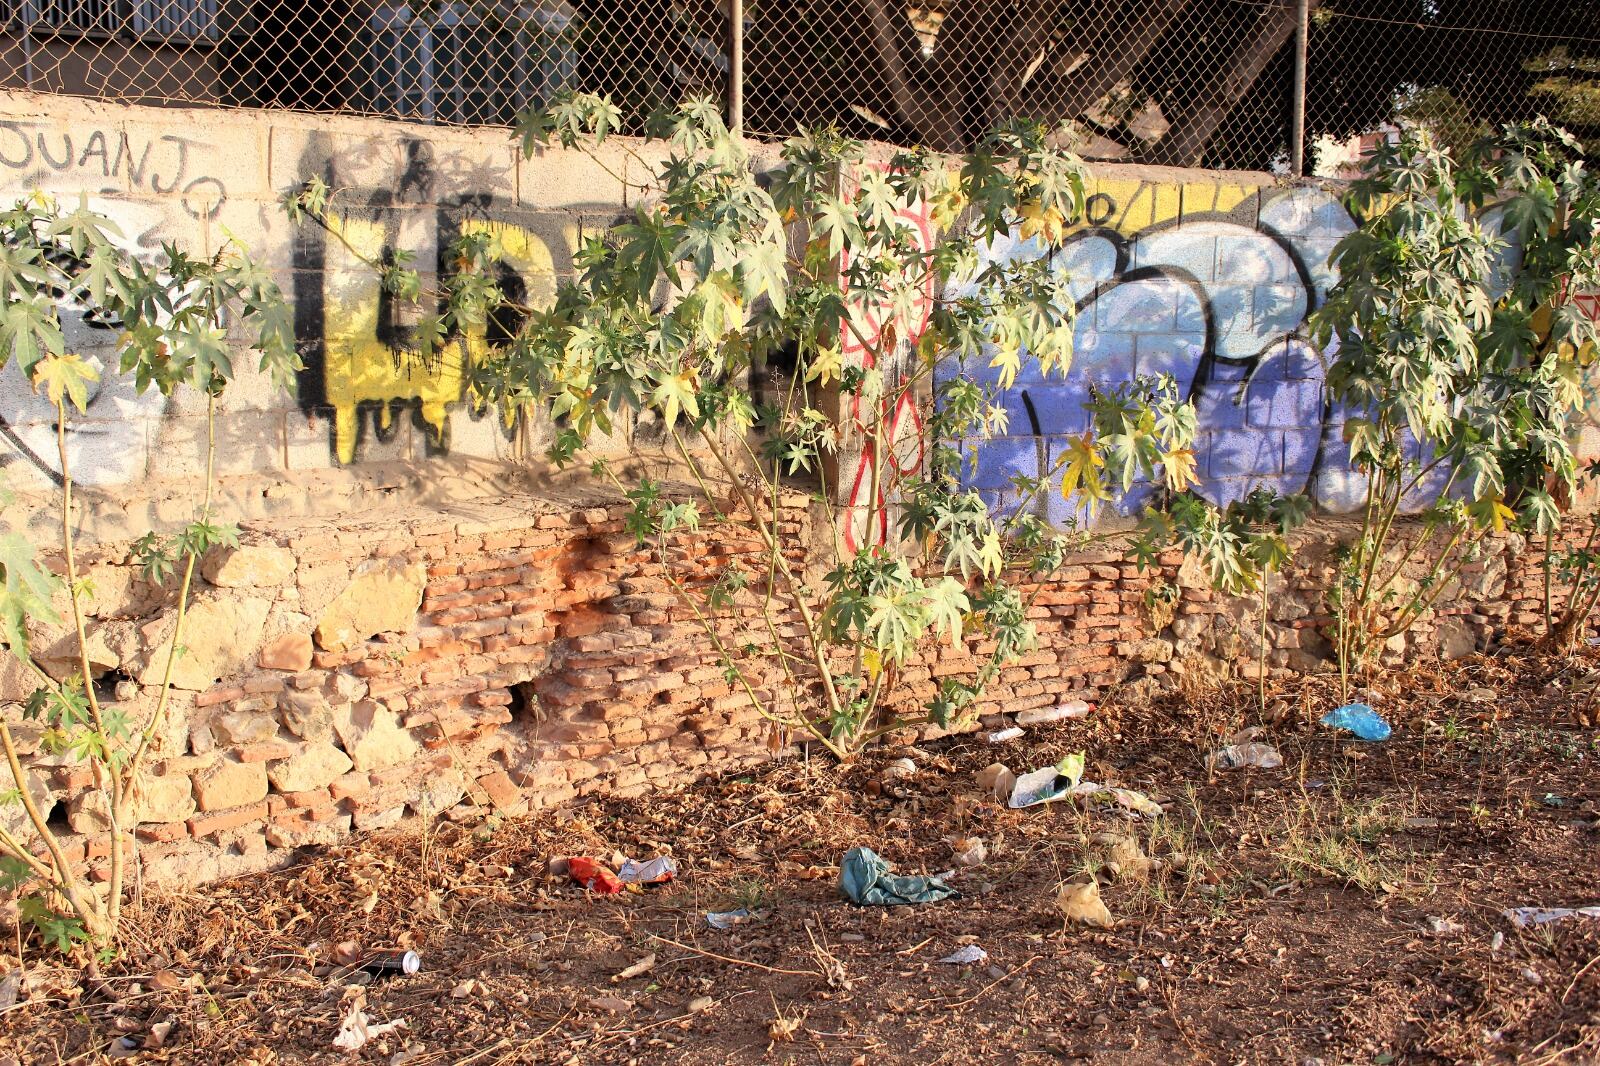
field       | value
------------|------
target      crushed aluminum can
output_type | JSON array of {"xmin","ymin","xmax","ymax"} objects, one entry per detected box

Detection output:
[{"xmin": 618, "ymin": 855, "xmax": 678, "ymax": 885}]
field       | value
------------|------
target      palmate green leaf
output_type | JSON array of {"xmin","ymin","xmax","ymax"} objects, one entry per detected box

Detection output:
[
  {"xmin": 80, "ymin": 243, "xmax": 134, "ymax": 312},
  {"xmin": 1500, "ymin": 180, "xmax": 1558, "ymax": 238},
  {"xmin": 739, "ymin": 238, "xmax": 788, "ymax": 318},
  {"xmin": 651, "ymin": 369, "xmax": 700, "ymax": 429},
  {"xmin": 0, "ymin": 295, "xmax": 64, "ymax": 377},
  {"xmin": 0, "ymin": 531, "xmax": 62, "ymax": 653},
  {"xmin": 924, "ymin": 576, "xmax": 969, "ymax": 650},
  {"xmin": 17, "ymin": 896, "xmax": 87, "ymax": 954},
  {"xmin": 1270, "ymin": 492, "xmax": 1313, "ymax": 535},
  {"xmin": 1518, "ymin": 489, "xmax": 1562, "ymax": 536},
  {"xmin": 48, "ymin": 194, "xmax": 121, "ymax": 257},
  {"xmin": 170, "ymin": 319, "xmax": 232, "ymax": 387},
  {"xmin": 864, "ymin": 585, "xmax": 926, "ymax": 662}
]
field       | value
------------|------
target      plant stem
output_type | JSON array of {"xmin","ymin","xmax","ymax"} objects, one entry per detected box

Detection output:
[{"xmin": 1259, "ymin": 575, "xmax": 1269, "ymax": 716}]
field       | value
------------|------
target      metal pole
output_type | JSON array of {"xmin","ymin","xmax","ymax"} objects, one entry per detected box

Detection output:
[
  {"xmin": 1290, "ymin": 0, "xmax": 1309, "ymax": 175},
  {"xmin": 728, "ymin": 0, "xmax": 744, "ymax": 134}
]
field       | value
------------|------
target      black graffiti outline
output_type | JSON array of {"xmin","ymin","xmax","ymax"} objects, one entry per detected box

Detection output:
[
  {"xmin": 288, "ymin": 134, "xmax": 610, "ymax": 464},
  {"xmin": 1005, "ymin": 191, "xmax": 1355, "ymax": 516}
]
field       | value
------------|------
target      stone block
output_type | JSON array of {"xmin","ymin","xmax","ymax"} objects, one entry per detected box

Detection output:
[
  {"xmin": 315, "ymin": 560, "xmax": 428, "ymax": 652},
  {"xmin": 259, "ymin": 632, "xmax": 314, "ymax": 672},
  {"xmin": 134, "ymin": 772, "xmax": 196, "ymax": 824},
  {"xmin": 192, "ymin": 756, "xmax": 269, "ymax": 812},
  {"xmin": 140, "ymin": 596, "xmax": 271, "ymax": 691},
  {"xmin": 280, "ymin": 689, "xmax": 334, "ymax": 740},
  {"xmin": 203, "ymin": 545, "xmax": 297, "ymax": 588},
  {"xmin": 333, "ymin": 700, "xmax": 420, "ymax": 771},
  {"xmin": 211, "ymin": 708, "xmax": 280, "ymax": 747},
  {"xmin": 267, "ymin": 742, "xmax": 353, "ymax": 793}
]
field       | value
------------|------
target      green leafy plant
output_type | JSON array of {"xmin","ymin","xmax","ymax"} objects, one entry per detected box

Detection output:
[
  {"xmin": 1545, "ymin": 458, "xmax": 1600, "ymax": 649},
  {"xmin": 1138, "ymin": 488, "xmax": 1310, "ymax": 713},
  {"xmin": 286, "ymin": 94, "xmax": 1201, "ymax": 758},
  {"xmin": 0, "ymin": 193, "xmax": 297, "ymax": 951},
  {"xmin": 1310, "ymin": 120, "xmax": 1600, "ymax": 698}
]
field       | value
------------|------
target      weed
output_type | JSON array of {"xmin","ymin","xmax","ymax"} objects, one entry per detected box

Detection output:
[{"xmin": 731, "ymin": 877, "xmax": 775, "ymax": 913}]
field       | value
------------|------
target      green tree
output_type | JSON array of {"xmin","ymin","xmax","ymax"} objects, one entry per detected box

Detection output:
[
  {"xmin": 1310, "ymin": 120, "xmax": 1600, "ymax": 693},
  {"xmin": 0, "ymin": 194, "xmax": 297, "ymax": 952}
]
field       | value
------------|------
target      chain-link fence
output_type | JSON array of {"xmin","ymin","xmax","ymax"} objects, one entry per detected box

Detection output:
[{"xmin": 3, "ymin": 1, "xmax": 1598, "ymax": 172}]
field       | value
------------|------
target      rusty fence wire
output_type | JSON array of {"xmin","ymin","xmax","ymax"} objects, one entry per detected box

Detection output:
[{"xmin": 2, "ymin": 1, "xmax": 1598, "ymax": 173}]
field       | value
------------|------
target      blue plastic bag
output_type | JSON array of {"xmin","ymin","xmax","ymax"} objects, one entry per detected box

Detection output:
[
  {"xmin": 1321, "ymin": 703, "xmax": 1391, "ymax": 742},
  {"xmin": 838, "ymin": 847, "xmax": 957, "ymax": 906}
]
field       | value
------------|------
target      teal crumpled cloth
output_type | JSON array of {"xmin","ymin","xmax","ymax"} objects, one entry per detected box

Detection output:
[{"xmin": 838, "ymin": 846, "xmax": 958, "ymax": 906}]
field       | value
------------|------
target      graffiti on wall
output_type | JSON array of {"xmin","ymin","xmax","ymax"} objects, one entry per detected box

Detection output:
[
  {"xmin": 0, "ymin": 120, "xmax": 238, "ymax": 486},
  {"xmin": 0, "ymin": 121, "xmax": 228, "ymax": 219},
  {"xmin": 290, "ymin": 135, "xmax": 581, "ymax": 464},
  {"xmin": 945, "ymin": 179, "xmax": 1417, "ymax": 523},
  {"xmin": 835, "ymin": 167, "xmax": 935, "ymax": 552}
]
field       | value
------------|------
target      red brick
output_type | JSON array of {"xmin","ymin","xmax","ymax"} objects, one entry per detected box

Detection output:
[
  {"xmin": 283, "ymin": 786, "xmax": 333, "ymax": 809},
  {"xmin": 136, "ymin": 821, "xmax": 189, "ymax": 843},
  {"xmin": 329, "ymin": 772, "xmax": 370, "ymax": 800},
  {"xmin": 187, "ymin": 801, "xmax": 269, "ymax": 838},
  {"xmin": 196, "ymin": 685, "xmax": 244, "ymax": 708}
]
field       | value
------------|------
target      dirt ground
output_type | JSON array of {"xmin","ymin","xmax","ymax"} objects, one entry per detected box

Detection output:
[{"xmin": 2, "ymin": 645, "xmax": 1599, "ymax": 1065}]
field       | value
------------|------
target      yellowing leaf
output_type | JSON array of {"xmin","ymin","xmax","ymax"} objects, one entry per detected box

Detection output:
[
  {"xmin": 1161, "ymin": 448, "xmax": 1200, "ymax": 492},
  {"xmin": 862, "ymin": 647, "xmax": 883, "ymax": 680},
  {"xmin": 927, "ymin": 169, "xmax": 967, "ymax": 230},
  {"xmin": 806, "ymin": 345, "xmax": 842, "ymax": 386},
  {"xmin": 1017, "ymin": 201, "xmax": 1066, "ymax": 244},
  {"xmin": 987, "ymin": 342, "xmax": 1022, "ymax": 391},
  {"xmin": 1059, "ymin": 433, "xmax": 1107, "ymax": 514},
  {"xmin": 1553, "ymin": 359, "xmax": 1586, "ymax": 412},
  {"xmin": 30, "ymin": 353, "xmax": 99, "ymax": 413},
  {"xmin": 1467, "ymin": 495, "xmax": 1514, "ymax": 533}
]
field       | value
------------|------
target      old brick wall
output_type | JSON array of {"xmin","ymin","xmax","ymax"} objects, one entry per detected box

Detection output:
[{"xmin": 9, "ymin": 488, "xmax": 1587, "ymax": 889}]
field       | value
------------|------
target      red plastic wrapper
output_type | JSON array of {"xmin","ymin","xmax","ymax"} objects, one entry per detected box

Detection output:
[{"xmin": 568, "ymin": 857, "xmax": 623, "ymax": 894}]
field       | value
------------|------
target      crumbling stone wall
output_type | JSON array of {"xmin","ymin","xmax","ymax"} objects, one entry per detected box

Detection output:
[{"xmin": 6, "ymin": 486, "xmax": 1581, "ymax": 888}]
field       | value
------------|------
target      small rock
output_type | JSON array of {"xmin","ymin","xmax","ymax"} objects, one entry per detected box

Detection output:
[
  {"xmin": 882, "ymin": 758, "xmax": 916, "ymax": 781},
  {"xmin": 976, "ymin": 762, "xmax": 1015, "ymax": 801}
]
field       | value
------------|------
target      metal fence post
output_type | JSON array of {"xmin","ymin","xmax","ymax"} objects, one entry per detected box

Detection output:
[
  {"xmin": 1290, "ymin": 0, "xmax": 1309, "ymax": 175},
  {"xmin": 729, "ymin": 0, "xmax": 745, "ymax": 134}
]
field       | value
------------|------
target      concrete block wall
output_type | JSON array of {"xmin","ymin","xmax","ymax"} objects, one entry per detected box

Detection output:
[{"xmin": 0, "ymin": 91, "xmax": 665, "ymax": 541}]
